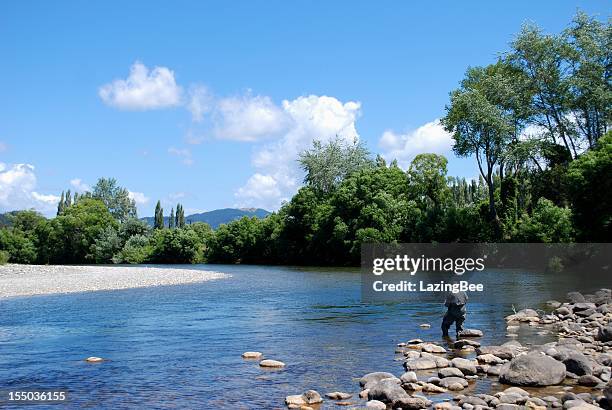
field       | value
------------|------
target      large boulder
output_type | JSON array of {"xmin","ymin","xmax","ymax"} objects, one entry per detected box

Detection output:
[
  {"xmin": 451, "ymin": 357, "xmax": 477, "ymax": 376},
  {"xmin": 597, "ymin": 325, "xmax": 612, "ymax": 342},
  {"xmin": 562, "ymin": 351, "xmax": 593, "ymax": 376},
  {"xmin": 360, "ymin": 372, "xmax": 397, "ymax": 388},
  {"xmin": 368, "ymin": 378, "xmax": 409, "ymax": 403},
  {"xmin": 499, "ymin": 352, "xmax": 566, "ymax": 386}
]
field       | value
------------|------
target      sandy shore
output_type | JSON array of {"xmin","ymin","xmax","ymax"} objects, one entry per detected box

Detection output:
[{"xmin": 0, "ymin": 264, "xmax": 228, "ymax": 298}]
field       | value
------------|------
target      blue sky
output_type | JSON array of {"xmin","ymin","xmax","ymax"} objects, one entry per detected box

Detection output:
[{"xmin": 0, "ymin": 1, "xmax": 608, "ymax": 216}]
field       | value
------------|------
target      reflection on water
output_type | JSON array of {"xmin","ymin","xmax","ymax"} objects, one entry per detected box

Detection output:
[{"xmin": 0, "ymin": 265, "xmax": 605, "ymax": 408}]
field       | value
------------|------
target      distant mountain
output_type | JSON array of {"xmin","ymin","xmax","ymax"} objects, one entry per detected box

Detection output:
[{"xmin": 141, "ymin": 208, "xmax": 270, "ymax": 229}]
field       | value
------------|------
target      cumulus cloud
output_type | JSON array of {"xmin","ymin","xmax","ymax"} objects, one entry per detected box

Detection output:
[
  {"xmin": 70, "ymin": 178, "xmax": 91, "ymax": 192},
  {"xmin": 378, "ymin": 120, "xmax": 453, "ymax": 169},
  {"xmin": 128, "ymin": 190, "xmax": 149, "ymax": 205},
  {"xmin": 213, "ymin": 94, "xmax": 291, "ymax": 141},
  {"xmin": 168, "ymin": 147, "xmax": 194, "ymax": 166},
  {"xmin": 234, "ymin": 95, "xmax": 361, "ymax": 209},
  {"xmin": 99, "ymin": 61, "xmax": 182, "ymax": 110},
  {"xmin": 187, "ymin": 84, "xmax": 213, "ymax": 122},
  {"xmin": 0, "ymin": 163, "xmax": 59, "ymax": 215}
]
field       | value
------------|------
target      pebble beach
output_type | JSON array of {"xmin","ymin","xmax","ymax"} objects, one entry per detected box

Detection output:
[{"xmin": 0, "ymin": 264, "xmax": 228, "ymax": 298}]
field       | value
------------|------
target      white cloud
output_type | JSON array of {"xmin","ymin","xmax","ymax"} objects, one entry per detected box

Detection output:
[
  {"xmin": 70, "ymin": 178, "xmax": 91, "ymax": 193},
  {"xmin": 99, "ymin": 61, "xmax": 182, "ymax": 110},
  {"xmin": 213, "ymin": 94, "xmax": 291, "ymax": 141},
  {"xmin": 128, "ymin": 190, "xmax": 149, "ymax": 205},
  {"xmin": 0, "ymin": 163, "xmax": 59, "ymax": 215},
  {"xmin": 187, "ymin": 84, "xmax": 213, "ymax": 122},
  {"xmin": 235, "ymin": 95, "xmax": 361, "ymax": 210},
  {"xmin": 168, "ymin": 147, "xmax": 194, "ymax": 166},
  {"xmin": 378, "ymin": 120, "xmax": 453, "ymax": 169}
]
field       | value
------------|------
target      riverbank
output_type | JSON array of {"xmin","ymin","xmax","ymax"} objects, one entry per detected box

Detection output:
[{"xmin": 0, "ymin": 264, "xmax": 228, "ymax": 298}]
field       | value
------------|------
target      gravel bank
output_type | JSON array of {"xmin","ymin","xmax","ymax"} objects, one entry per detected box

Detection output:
[{"xmin": 0, "ymin": 264, "xmax": 228, "ymax": 298}]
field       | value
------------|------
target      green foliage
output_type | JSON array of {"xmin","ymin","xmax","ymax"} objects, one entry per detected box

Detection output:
[
  {"xmin": 151, "ymin": 227, "xmax": 203, "ymax": 264},
  {"xmin": 0, "ymin": 250, "xmax": 9, "ymax": 264},
  {"xmin": 113, "ymin": 234, "xmax": 152, "ymax": 264},
  {"xmin": 154, "ymin": 200, "xmax": 164, "ymax": 229},
  {"xmin": 91, "ymin": 178, "xmax": 137, "ymax": 222},
  {"xmin": 511, "ymin": 198, "xmax": 574, "ymax": 242},
  {"xmin": 89, "ymin": 225, "xmax": 121, "ymax": 263},
  {"xmin": 0, "ymin": 228, "xmax": 38, "ymax": 263}
]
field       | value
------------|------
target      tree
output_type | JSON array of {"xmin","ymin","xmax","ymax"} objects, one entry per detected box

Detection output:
[
  {"xmin": 92, "ymin": 178, "xmax": 137, "ymax": 222},
  {"xmin": 299, "ymin": 137, "xmax": 372, "ymax": 194},
  {"xmin": 57, "ymin": 191, "xmax": 66, "ymax": 215},
  {"xmin": 154, "ymin": 200, "xmax": 164, "ymax": 229},
  {"xmin": 169, "ymin": 208, "xmax": 175, "ymax": 229},
  {"xmin": 89, "ymin": 225, "xmax": 121, "ymax": 263},
  {"xmin": 512, "ymin": 198, "xmax": 574, "ymax": 242},
  {"xmin": 408, "ymin": 154, "xmax": 450, "ymax": 209},
  {"xmin": 176, "ymin": 204, "xmax": 185, "ymax": 228}
]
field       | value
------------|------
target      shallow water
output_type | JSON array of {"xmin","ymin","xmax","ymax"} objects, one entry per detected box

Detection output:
[{"xmin": 0, "ymin": 265, "xmax": 606, "ymax": 409}]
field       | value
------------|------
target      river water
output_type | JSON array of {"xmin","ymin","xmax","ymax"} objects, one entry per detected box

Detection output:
[{"xmin": 0, "ymin": 265, "xmax": 607, "ymax": 409}]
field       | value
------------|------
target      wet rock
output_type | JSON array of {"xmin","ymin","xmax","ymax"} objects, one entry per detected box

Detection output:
[
  {"xmin": 241, "ymin": 351, "xmax": 263, "ymax": 359},
  {"xmin": 406, "ymin": 338, "xmax": 423, "ymax": 344},
  {"xmin": 85, "ymin": 356, "xmax": 104, "ymax": 363},
  {"xmin": 285, "ymin": 395, "xmax": 306, "ymax": 406},
  {"xmin": 259, "ymin": 359, "xmax": 285, "ymax": 368},
  {"xmin": 567, "ymin": 292, "xmax": 586, "ymax": 303},
  {"xmin": 487, "ymin": 365, "xmax": 503, "ymax": 376},
  {"xmin": 368, "ymin": 378, "xmax": 409, "ymax": 403},
  {"xmin": 605, "ymin": 380, "xmax": 612, "ymax": 406},
  {"xmin": 303, "ymin": 390, "xmax": 322, "ymax": 405},
  {"xmin": 325, "ymin": 392, "xmax": 352, "ymax": 400},
  {"xmin": 597, "ymin": 325, "xmax": 612, "ymax": 342},
  {"xmin": 454, "ymin": 339, "xmax": 481, "ymax": 349},
  {"xmin": 439, "ymin": 376, "xmax": 468, "ymax": 390},
  {"xmin": 400, "ymin": 371, "xmax": 418, "ymax": 384},
  {"xmin": 502, "ymin": 387, "xmax": 530, "ymax": 397},
  {"xmin": 404, "ymin": 357, "xmax": 437, "ymax": 371},
  {"xmin": 451, "ymin": 357, "xmax": 477, "ymax": 376},
  {"xmin": 476, "ymin": 346, "xmax": 517, "ymax": 360},
  {"xmin": 391, "ymin": 396, "xmax": 432, "ymax": 409},
  {"xmin": 495, "ymin": 404, "xmax": 521, "ymax": 410},
  {"xmin": 459, "ymin": 328, "xmax": 484, "ymax": 337},
  {"xmin": 547, "ymin": 300, "xmax": 562, "ymax": 308},
  {"xmin": 360, "ymin": 372, "xmax": 397, "ymax": 388},
  {"xmin": 562, "ymin": 351, "xmax": 593, "ymax": 376},
  {"xmin": 460, "ymin": 396, "xmax": 488, "ymax": 407},
  {"xmin": 499, "ymin": 352, "xmax": 566, "ymax": 386},
  {"xmin": 419, "ymin": 323, "xmax": 431, "ymax": 328},
  {"xmin": 578, "ymin": 375, "xmax": 601, "ymax": 387},
  {"xmin": 563, "ymin": 399, "xmax": 599, "ymax": 409},
  {"xmin": 360, "ymin": 389, "xmax": 369, "ymax": 399},
  {"xmin": 498, "ymin": 393, "xmax": 527, "ymax": 405},
  {"xmin": 439, "ymin": 367, "xmax": 464, "ymax": 378},
  {"xmin": 421, "ymin": 382, "xmax": 446, "ymax": 393},
  {"xmin": 366, "ymin": 400, "xmax": 387, "ymax": 409},
  {"xmin": 422, "ymin": 343, "xmax": 447, "ymax": 354},
  {"xmin": 477, "ymin": 354, "xmax": 505, "ymax": 365}
]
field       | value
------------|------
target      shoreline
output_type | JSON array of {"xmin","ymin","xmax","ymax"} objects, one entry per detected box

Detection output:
[{"xmin": 0, "ymin": 264, "xmax": 228, "ymax": 298}]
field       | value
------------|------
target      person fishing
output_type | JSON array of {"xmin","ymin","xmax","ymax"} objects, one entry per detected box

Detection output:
[{"xmin": 442, "ymin": 290, "xmax": 468, "ymax": 339}]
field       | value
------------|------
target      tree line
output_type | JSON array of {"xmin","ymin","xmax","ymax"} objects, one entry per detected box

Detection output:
[{"xmin": 0, "ymin": 12, "xmax": 609, "ymax": 266}]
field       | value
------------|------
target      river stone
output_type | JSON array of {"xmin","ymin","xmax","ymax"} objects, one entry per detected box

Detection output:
[
  {"xmin": 391, "ymin": 396, "xmax": 432, "ymax": 409},
  {"xmin": 419, "ymin": 323, "xmax": 431, "ymax": 328},
  {"xmin": 499, "ymin": 352, "xmax": 566, "ymax": 386},
  {"xmin": 451, "ymin": 357, "xmax": 477, "ymax": 375},
  {"xmin": 360, "ymin": 372, "xmax": 397, "ymax": 388},
  {"xmin": 476, "ymin": 346, "xmax": 516, "ymax": 360},
  {"xmin": 326, "ymin": 392, "xmax": 352, "ymax": 400},
  {"xmin": 400, "ymin": 371, "xmax": 418, "ymax": 383},
  {"xmin": 439, "ymin": 367, "xmax": 464, "ymax": 378},
  {"xmin": 578, "ymin": 375, "xmax": 601, "ymax": 387},
  {"xmin": 502, "ymin": 387, "xmax": 529, "ymax": 396},
  {"xmin": 366, "ymin": 400, "xmax": 386, "ymax": 409},
  {"xmin": 477, "ymin": 353, "xmax": 505, "ymax": 365},
  {"xmin": 404, "ymin": 357, "xmax": 437, "ymax": 371},
  {"xmin": 303, "ymin": 390, "xmax": 322, "ymax": 404},
  {"xmin": 422, "ymin": 343, "xmax": 447, "ymax": 353},
  {"xmin": 597, "ymin": 325, "xmax": 612, "ymax": 342},
  {"xmin": 241, "ymin": 351, "xmax": 263, "ymax": 359},
  {"xmin": 567, "ymin": 292, "xmax": 586, "ymax": 303},
  {"xmin": 85, "ymin": 356, "xmax": 104, "ymax": 363},
  {"xmin": 368, "ymin": 378, "xmax": 409, "ymax": 403},
  {"xmin": 259, "ymin": 359, "xmax": 285, "ymax": 368},
  {"xmin": 563, "ymin": 351, "xmax": 593, "ymax": 376},
  {"xmin": 440, "ymin": 377, "xmax": 468, "ymax": 389},
  {"xmin": 459, "ymin": 396, "xmax": 488, "ymax": 406},
  {"xmin": 459, "ymin": 328, "xmax": 484, "ymax": 337},
  {"xmin": 422, "ymin": 382, "xmax": 446, "ymax": 393},
  {"xmin": 454, "ymin": 339, "xmax": 481, "ymax": 348},
  {"xmin": 285, "ymin": 395, "xmax": 306, "ymax": 406}
]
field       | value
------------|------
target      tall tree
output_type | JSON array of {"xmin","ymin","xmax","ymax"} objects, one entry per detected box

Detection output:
[
  {"xmin": 176, "ymin": 203, "xmax": 185, "ymax": 228},
  {"xmin": 154, "ymin": 200, "xmax": 164, "ymax": 229},
  {"xmin": 169, "ymin": 208, "xmax": 175, "ymax": 229},
  {"xmin": 57, "ymin": 191, "xmax": 65, "ymax": 216},
  {"xmin": 92, "ymin": 178, "xmax": 137, "ymax": 222}
]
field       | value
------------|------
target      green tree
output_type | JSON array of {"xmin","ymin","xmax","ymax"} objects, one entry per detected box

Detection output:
[
  {"xmin": 512, "ymin": 198, "xmax": 574, "ymax": 242},
  {"xmin": 154, "ymin": 200, "xmax": 164, "ymax": 229},
  {"xmin": 169, "ymin": 207, "xmax": 175, "ymax": 229},
  {"xmin": 92, "ymin": 178, "xmax": 137, "ymax": 222},
  {"xmin": 113, "ymin": 235, "xmax": 152, "ymax": 264},
  {"xmin": 89, "ymin": 225, "xmax": 121, "ymax": 263}
]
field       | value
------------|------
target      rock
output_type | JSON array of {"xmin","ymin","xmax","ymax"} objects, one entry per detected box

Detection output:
[
  {"xmin": 499, "ymin": 352, "xmax": 566, "ymax": 386},
  {"xmin": 366, "ymin": 400, "xmax": 387, "ymax": 409},
  {"xmin": 368, "ymin": 378, "xmax": 409, "ymax": 403},
  {"xmin": 578, "ymin": 375, "xmax": 601, "ymax": 387},
  {"xmin": 502, "ymin": 387, "xmax": 530, "ymax": 396},
  {"xmin": 419, "ymin": 323, "xmax": 431, "ymax": 328},
  {"xmin": 451, "ymin": 357, "xmax": 477, "ymax": 376},
  {"xmin": 360, "ymin": 389, "xmax": 369, "ymax": 399},
  {"xmin": 360, "ymin": 372, "xmax": 397, "ymax": 388},
  {"xmin": 597, "ymin": 325, "xmax": 612, "ymax": 342},
  {"xmin": 459, "ymin": 396, "xmax": 488, "ymax": 406},
  {"xmin": 496, "ymin": 405, "xmax": 520, "ymax": 410},
  {"xmin": 567, "ymin": 292, "xmax": 586, "ymax": 303},
  {"xmin": 476, "ymin": 346, "xmax": 517, "ymax": 360},
  {"xmin": 421, "ymin": 382, "xmax": 446, "ymax": 393},
  {"xmin": 404, "ymin": 357, "xmax": 437, "ymax": 371},
  {"xmin": 422, "ymin": 343, "xmax": 447, "ymax": 354},
  {"xmin": 563, "ymin": 399, "xmax": 599, "ymax": 409},
  {"xmin": 303, "ymin": 390, "xmax": 322, "ymax": 404},
  {"xmin": 406, "ymin": 338, "xmax": 423, "ymax": 344},
  {"xmin": 259, "ymin": 359, "xmax": 285, "ymax": 368},
  {"xmin": 487, "ymin": 365, "xmax": 502, "ymax": 376},
  {"xmin": 454, "ymin": 339, "xmax": 481, "ymax": 348},
  {"xmin": 563, "ymin": 351, "xmax": 593, "ymax": 376},
  {"xmin": 477, "ymin": 354, "xmax": 505, "ymax": 365},
  {"xmin": 241, "ymin": 351, "xmax": 263, "ymax": 359},
  {"xmin": 547, "ymin": 300, "xmax": 562, "ymax": 308},
  {"xmin": 604, "ymin": 380, "xmax": 612, "ymax": 406},
  {"xmin": 439, "ymin": 377, "xmax": 469, "ymax": 389},
  {"xmin": 285, "ymin": 395, "xmax": 306, "ymax": 406},
  {"xmin": 391, "ymin": 396, "xmax": 432, "ymax": 409},
  {"xmin": 85, "ymin": 356, "xmax": 104, "ymax": 363},
  {"xmin": 398, "ymin": 371, "xmax": 417, "ymax": 384},
  {"xmin": 459, "ymin": 328, "xmax": 484, "ymax": 337},
  {"xmin": 325, "ymin": 392, "xmax": 352, "ymax": 400},
  {"xmin": 439, "ymin": 367, "xmax": 464, "ymax": 378},
  {"xmin": 335, "ymin": 402, "xmax": 355, "ymax": 407}
]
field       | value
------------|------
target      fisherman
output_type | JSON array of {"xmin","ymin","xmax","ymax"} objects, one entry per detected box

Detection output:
[{"xmin": 442, "ymin": 290, "xmax": 468, "ymax": 339}]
